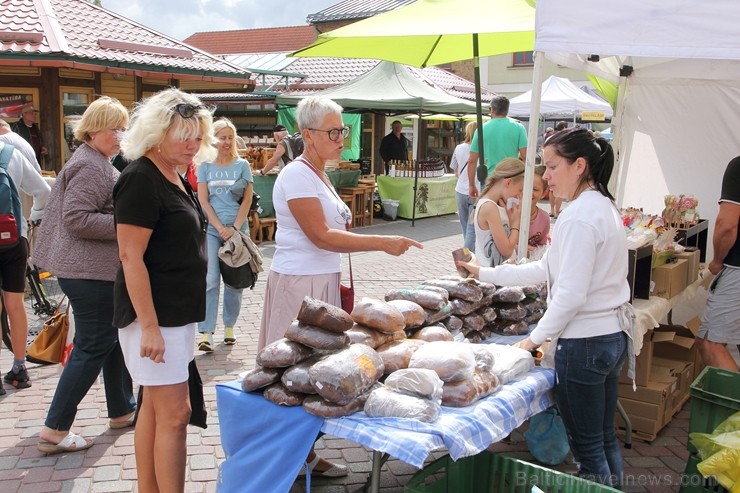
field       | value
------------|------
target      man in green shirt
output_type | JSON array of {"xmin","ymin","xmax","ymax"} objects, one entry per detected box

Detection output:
[{"xmin": 467, "ymin": 95, "xmax": 527, "ymax": 198}]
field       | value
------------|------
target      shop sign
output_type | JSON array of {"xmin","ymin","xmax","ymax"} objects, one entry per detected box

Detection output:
[
  {"xmin": 0, "ymin": 94, "xmax": 33, "ymax": 118},
  {"xmin": 581, "ymin": 111, "xmax": 606, "ymax": 122}
]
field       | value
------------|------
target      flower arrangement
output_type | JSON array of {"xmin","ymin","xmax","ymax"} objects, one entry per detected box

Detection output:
[{"xmin": 662, "ymin": 194, "xmax": 699, "ymax": 228}]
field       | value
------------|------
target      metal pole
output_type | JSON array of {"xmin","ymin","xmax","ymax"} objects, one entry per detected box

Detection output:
[{"xmin": 473, "ymin": 33, "xmax": 486, "ymax": 185}]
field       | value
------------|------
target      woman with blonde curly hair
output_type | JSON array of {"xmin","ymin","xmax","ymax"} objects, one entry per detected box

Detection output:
[
  {"xmin": 196, "ymin": 117, "xmax": 253, "ymax": 351},
  {"xmin": 114, "ymin": 88, "xmax": 214, "ymax": 492}
]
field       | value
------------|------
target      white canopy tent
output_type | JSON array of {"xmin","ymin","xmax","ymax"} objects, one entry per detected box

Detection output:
[
  {"xmin": 516, "ymin": 0, "xmax": 740, "ymax": 259},
  {"xmin": 508, "ymin": 75, "xmax": 613, "ymax": 120}
]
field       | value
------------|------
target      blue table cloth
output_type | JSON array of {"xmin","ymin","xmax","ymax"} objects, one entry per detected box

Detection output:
[{"xmin": 216, "ymin": 366, "xmax": 555, "ymax": 492}]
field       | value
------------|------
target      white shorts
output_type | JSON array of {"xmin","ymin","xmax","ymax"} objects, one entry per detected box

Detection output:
[
  {"xmin": 698, "ymin": 266, "xmax": 740, "ymax": 345},
  {"xmin": 119, "ymin": 320, "xmax": 196, "ymax": 386}
]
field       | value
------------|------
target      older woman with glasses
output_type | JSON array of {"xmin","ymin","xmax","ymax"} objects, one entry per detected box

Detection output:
[
  {"xmin": 35, "ymin": 96, "xmax": 135, "ymax": 454},
  {"xmin": 472, "ymin": 158, "xmax": 525, "ymax": 267},
  {"xmin": 113, "ymin": 88, "xmax": 213, "ymax": 491},
  {"xmin": 258, "ymin": 95, "xmax": 422, "ymax": 478}
]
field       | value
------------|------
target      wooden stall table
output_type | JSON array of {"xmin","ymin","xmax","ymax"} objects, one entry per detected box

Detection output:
[{"xmin": 376, "ymin": 174, "xmax": 457, "ymax": 219}]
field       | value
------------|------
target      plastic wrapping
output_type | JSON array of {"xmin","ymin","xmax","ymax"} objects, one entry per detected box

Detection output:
[
  {"xmin": 477, "ymin": 306, "xmax": 498, "ymax": 323},
  {"xmin": 303, "ymin": 392, "xmax": 368, "ymax": 418},
  {"xmin": 423, "ymin": 303, "xmax": 452, "ymax": 325},
  {"xmin": 385, "ymin": 288, "xmax": 448, "ymax": 310},
  {"xmin": 281, "ymin": 355, "xmax": 326, "ymax": 394},
  {"xmin": 263, "ymin": 382, "xmax": 306, "ymax": 406},
  {"xmin": 284, "ymin": 320, "xmax": 350, "ymax": 350},
  {"xmin": 450, "ymin": 298, "xmax": 485, "ymax": 316},
  {"xmin": 384, "ymin": 368, "xmax": 443, "ymax": 403},
  {"xmin": 461, "ymin": 313, "xmax": 486, "ymax": 332},
  {"xmin": 491, "ymin": 320, "xmax": 530, "ymax": 336},
  {"xmin": 256, "ymin": 338, "xmax": 314, "ymax": 368},
  {"xmin": 494, "ymin": 302, "xmax": 528, "ymax": 321},
  {"xmin": 451, "ymin": 247, "xmax": 473, "ymax": 278},
  {"xmin": 690, "ymin": 411, "xmax": 740, "ymax": 491},
  {"xmin": 491, "ymin": 286, "xmax": 526, "ymax": 303},
  {"xmin": 408, "ymin": 341, "xmax": 476, "ymax": 383},
  {"xmin": 296, "ymin": 296, "xmax": 354, "ymax": 333},
  {"xmin": 241, "ymin": 366, "xmax": 283, "ymax": 392},
  {"xmin": 421, "ymin": 279, "xmax": 483, "ymax": 302},
  {"xmin": 364, "ymin": 386, "xmax": 440, "ymax": 423},
  {"xmin": 308, "ymin": 344, "xmax": 384, "ymax": 405},
  {"xmin": 376, "ymin": 339, "xmax": 427, "ymax": 374},
  {"xmin": 443, "ymin": 315, "xmax": 463, "ymax": 332},
  {"xmin": 346, "ymin": 324, "xmax": 405, "ymax": 348},
  {"xmin": 411, "ymin": 325, "xmax": 454, "ymax": 342},
  {"xmin": 386, "ymin": 299, "xmax": 426, "ymax": 329},
  {"xmin": 351, "ymin": 297, "xmax": 406, "ymax": 334},
  {"xmin": 482, "ymin": 343, "xmax": 535, "ymax": 384},
  {"xmin": 470, "ymin": 345, "xmax": 495, "ymax": 372},
  {"xmin": 441, "ymin": 369, "xmax": 500, "ymax": 407}
]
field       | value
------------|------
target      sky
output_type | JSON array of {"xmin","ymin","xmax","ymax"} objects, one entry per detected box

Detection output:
[{"xmin": 98, "ymin": 0, "xmax": 339, "ymax": 41}]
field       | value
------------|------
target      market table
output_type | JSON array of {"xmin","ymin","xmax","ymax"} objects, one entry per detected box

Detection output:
[
  {"xmin": 215, "ymin": 366, "xmax": 555, "ymax": 493},
  {"xmin": 252, "ymin": 169, "xmax": 361, "ymax": 217},
  {"xmin": 377, "ymin": 174, "xmax": 457, "ymax": 219}
]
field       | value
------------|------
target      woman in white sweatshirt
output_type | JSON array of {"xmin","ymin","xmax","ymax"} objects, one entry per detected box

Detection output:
[{"xmin": 457, "ymin": 127, "xmax": 631, "ymax": 488}]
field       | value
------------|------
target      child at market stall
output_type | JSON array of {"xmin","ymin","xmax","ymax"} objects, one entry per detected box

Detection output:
[
  {"xmin": 455, "ymin": 127, "xmax": 631, "ymax": 488},
  {"xmin": 527, "ymin": 165, "xmax": 550, "ymax": 255},
  {"xmin": 472, "ymin": 158, "xmax": 525, "ymax": 267}
]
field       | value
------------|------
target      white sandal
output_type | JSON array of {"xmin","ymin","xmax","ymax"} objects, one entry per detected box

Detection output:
[{"xmin": 299, "ymin": 454, "xmax": 348, "ymax": 478}]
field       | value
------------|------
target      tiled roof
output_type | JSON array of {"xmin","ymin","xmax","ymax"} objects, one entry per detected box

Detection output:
[
  {"xmin": 420, "ymin": 66, "xmax": 495, "ymax": 101},
  {"xmin": 0, "ymin": 0, "xmax": 252, "ymax": 83},
  {"xmin": 307, "ymin": 0, "xmax": 416, "ymax": 23},
  {"xmin": 183, "ymin": 26, "xmax": 318, "ymax": 56}
]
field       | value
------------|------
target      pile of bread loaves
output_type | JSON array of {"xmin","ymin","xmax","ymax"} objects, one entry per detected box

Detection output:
[{"xmin": 242, "ymin": 290, "xmax": 535, "ymax": 422}]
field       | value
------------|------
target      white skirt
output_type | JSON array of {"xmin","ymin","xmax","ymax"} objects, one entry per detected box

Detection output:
[{"xmin": 119, "ymin": 320, "xmax": 195, "ymax": 386}]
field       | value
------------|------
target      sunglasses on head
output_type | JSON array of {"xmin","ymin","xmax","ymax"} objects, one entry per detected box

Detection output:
[{"xmin": 172, "ymin": 103, "xmax": 212, "ymax": 118}]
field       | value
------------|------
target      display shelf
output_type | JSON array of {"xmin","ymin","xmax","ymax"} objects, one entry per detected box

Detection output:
[{"xmin": 675, "ymin": 219, "xmax": 708, "ymax": 262}]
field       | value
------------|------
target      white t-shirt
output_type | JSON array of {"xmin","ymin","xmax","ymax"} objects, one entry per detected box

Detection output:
[
  {"xmin": 450, "ymin": 142, "xmax": 472, "ymax": 195},
  {"xmin": 271, "ymin": 160, "xmax": 351, "ymax": 275},
  {"xmin": 0, "ymin": 132, "xmax": 41, "ymax": 172},
  {"xmin": 0, "ymin": 141, "xmax": 50, "ymax": 237}
]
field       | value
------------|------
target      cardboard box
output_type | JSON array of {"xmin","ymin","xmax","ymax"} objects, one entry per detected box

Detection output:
[
  {"xmin": 617, "ymin": 376, "xmax": 677, "ymax": 440},
  {"xmin": 651, "ymin": 258, "xmax": 688, "ymax": 299},
  {"xmin": 674, "ymin": 249, "xmax": 701, "ymax": 286},
  {"xmin": 652, "ymin": 358, "xmax": 694, "ymax": 413},
  {"xmin": 620, "ymin": 330, "xmax": 676, "ymax": 387}
]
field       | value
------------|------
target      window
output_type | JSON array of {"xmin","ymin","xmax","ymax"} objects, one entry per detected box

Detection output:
[
  {"xmin": 512, "ymin": 51, "xmax": 534, "ymax": 67},
  {"xmin": 60, "ymin": 87, "xmax": 94, "ymax": 163}
]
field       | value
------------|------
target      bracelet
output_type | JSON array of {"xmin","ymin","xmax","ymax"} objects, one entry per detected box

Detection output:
[{"xmin": 510, "ymin": 228, "xmax": 519, "ymax": 232}]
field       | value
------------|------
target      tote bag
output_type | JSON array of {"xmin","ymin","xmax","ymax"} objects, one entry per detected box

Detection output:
[{"xmin": 27, "ymin": 298, "xmax": 69, "ymax": 365}]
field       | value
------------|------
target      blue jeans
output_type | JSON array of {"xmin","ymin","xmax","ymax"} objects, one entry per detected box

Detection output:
[
  {"xmin": 45, "ymin": 279, "xmax": 135, "ymax": 431},
  {"xmin": 199, "ymin": 232, "xmax": 244, "ymax": 334},
  {"xmin": 455, "ymin": 191, "xmax": 476, "ymax": 251},
  {"xmin": 554, "ymin": 332, "xmax": 627, "ymax": 487}
]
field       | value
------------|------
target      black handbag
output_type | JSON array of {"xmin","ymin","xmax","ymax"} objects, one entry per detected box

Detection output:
[{"xmin": 219, "ymin": 259, "xmax": 257, "ymax": 290}]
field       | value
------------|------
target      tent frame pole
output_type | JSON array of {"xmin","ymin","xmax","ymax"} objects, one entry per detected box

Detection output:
[{"xmin": 473, "ymin": 34, "xmax": 487, "ymax": 185}]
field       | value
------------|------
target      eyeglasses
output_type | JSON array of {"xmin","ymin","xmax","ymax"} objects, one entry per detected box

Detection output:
[
  {"xmin": 172, "ymin": 103, "xmax": 212, "ymax": 119},
  {"xmin": 307, "ymin": 126, "xmax": 349, "ymax": 142}
]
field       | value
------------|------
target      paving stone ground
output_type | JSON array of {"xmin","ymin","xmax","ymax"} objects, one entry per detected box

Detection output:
[{"xmin": 0, "ymin": 211, "xmax": 716, "ymax": 493}]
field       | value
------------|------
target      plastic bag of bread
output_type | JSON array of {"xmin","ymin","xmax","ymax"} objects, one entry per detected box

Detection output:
[
  {"xmin": 385, "ymin": 288, "xmax": 447, "ymax": 310},
  {"xmin": 461, "ymin": 313, "xmax": 486, "ymax": 332},
  {"xmin": 285, "ymin": 320, "xmax": 350, "ymax": 350},
  {"xmin": 308, "ymin": 344, "xmax": 384, "ymax": 405},
  {"xmin": 450, "ymin": 298, "xmax": 483, "ymax": 316},
  {"xmin": 384, "ymin": 368, "xmax": 443, "ymax": 403},
  {"xmin": 257, "ymin": 338, "xmax": 314, "ymax": 368},
  {"xmin": 375, "ymin": 339, "xmax": 427, "ymax": 374},
  {"xmin": 303, "ymin": 392, "xmax": 368, "ymax": 418},
  {"xmin": 477, "ymin": 306, "xmax": 498, "ymax": 323},
  {"xmin": 411, "ymin": 325, "xmax": 453, "ymax": 343},
  {"xmin": 421, "ymin": 279, "xmax": 483, "ymax": 302},
  {"xmin": 408, "ymin": 341, "xmax": 476, "ymax": 383},
  {"xmin": 491, "ymin": 286, "xmax": 526, "ymax": 303},
  {"xmin": 346, "ymin": 324, "xmax": 405, "ymax": 348},
  {"xmin": 495, "ymin": 302, "xmax": 528, "ymax": 321},
  {"xmin": 296, "ymin": 296, "xmax": 354, "ymax": 333},
  {"xmin": 470, "ymin": 345, "xmax": 495, "ymax": 372},
  {"xmin": 386, "ymin": 299, "xmax": 425, "ymax": 329},
  {"xmin": 351, "ymin": 298, "xmax": 405, "ymax": 334},
  {"xmin": 423, "ymin": 303, "xmax": 452, "ymax": 325},
  {"xmin": 263, "ymin": 382, "xmax": 306, "ymax": 406},
  {"xmin": 480, "ymin": 344, "xmax": 534, "ymax": 384},
  {"xmin": 443, "ymin": 315, "xmax": 463, "ymax": 332},
  {"xmin": 491, "ymin": 320, "xmax": 529, "ymax": 336},
  {"xmin": 524, "ymin": 309, "xmax": 545, "ymax": 324},
  {"xmin": 451, "ymin": 247, "xmax": 473, "ymax": 278},
  {"xmin": 364, "ymin": 386, "xmax": 440, "ymax": 423},
  {"xmin": 241, "ymin": 365, "xmax": 283, "ymax": 392},
  {"xmin": 476, "ymin": 280, "xmax": 498, "ymax": 296},
  {"xmin": 441, "ymin": 369, "xmax": 500, "ymax": 407},
  {"xmin": 281, "ymin": 355, "xmax": 326, "ymax": 394}
]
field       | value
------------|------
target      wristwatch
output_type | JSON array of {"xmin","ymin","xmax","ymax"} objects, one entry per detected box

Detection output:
[{"xmin": 260, "ymin": 169, "xmax": 265, "ymax": 175}]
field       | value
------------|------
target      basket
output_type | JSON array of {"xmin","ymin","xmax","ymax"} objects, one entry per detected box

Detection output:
[
  {"xmin": 688, "ymin": 367, "xmax": 740, "ymax": 454},
  {"xmin": 404, "ymin": 453, "xmax": 621, "ymax": 493},
  {"xmin": 678, "ymin": 454, "xmax": 731, "ymax": 493}
]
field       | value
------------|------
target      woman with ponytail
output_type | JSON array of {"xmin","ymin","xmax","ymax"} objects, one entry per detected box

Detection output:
[{"xmin": 456, "ymin": 127, "xmax": 632, "ymax": 488}]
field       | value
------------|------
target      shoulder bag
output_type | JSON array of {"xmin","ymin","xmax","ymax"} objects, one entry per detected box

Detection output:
[{"xmin": 27, "ymin": 297, "xmax": 70, "ymax": 365}]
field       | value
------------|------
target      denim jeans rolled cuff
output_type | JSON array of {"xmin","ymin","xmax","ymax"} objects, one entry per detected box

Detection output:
[
  {"xmin": 44, "ymin": 278, "xmax": 136, "ymax": 431},
  {"xmin": 554, "ymin": 331, "xmax": 627, "ymax": 487},
  {"xmin": 199, "ymin": 231, "xmax": 244, "ymax": 334}
]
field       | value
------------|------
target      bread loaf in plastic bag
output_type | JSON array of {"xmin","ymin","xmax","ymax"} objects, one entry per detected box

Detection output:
[
  {"xmin": 346, "ymin": 324, "xmax": 405, "ymax": 348},
  {"xmin": 364, "ymin": 386, "xmax": 440, "ymax": 423},
  {"xmin": 257, "ymin": 338, "xmax": 314, "ymax": 368},
  {"xmin": 481, "ymin": 343, "xmax": 535, "ymax": 384},
  {"xmin": 384, "ymin": 368, "xmax": 443, "ymax": 403},
  {"xmin": 441, "ymin": 369, "xmax": 499, "ymax": 407},
  {"xmin": 408, "ymin": 341, "xmax": 476, "ymax": 382},
  {"xmin": 241, "ymin": 365, "xmax": 283, "ymax": 392},
  {"xmin": 281, "ymin": 355, "xmax": 326, "ymax": 394},
  {"xmin": 410, "ymin": 325, "xmax": 454, "ymax": 342},
  {"xmin": 303, "ymin": 392, "xmax": 368, "ymax": 418},
  {"xmin": 285, "ymin": 320, "xmax": 351, "ymax": 350},
  {"xmin": 308, "ymin": 344, "xmax": 384, "ymax": 405},
  {"xmin": 263, "ymin": 382, "xmax": 306, "ymax": 406},
  {"xmin": 351, "ymin": 297, "xmax": 406, "ymax": 334},
  {"xmin": 385, "ymin": 288, "xmax": 447, "ymax": 310},
  {"xmin": 421, "ymin": 279, "xmax": 483, "ymax": 302},
  {"xmin": 386, "ymin": 299, "xmax": 426, "ymax": 329},
  {"xmin": 297, "ymin": 296, "xmax": 354, "ymax": 333},
  {"xmin": 376, "ymin": 339, "xmax": 427, "ymax": 374}
]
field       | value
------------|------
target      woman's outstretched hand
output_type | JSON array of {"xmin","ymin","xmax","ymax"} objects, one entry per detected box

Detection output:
[{"xmin": 383, "ymin": 237, "xmax": 424, "ymax": 256}]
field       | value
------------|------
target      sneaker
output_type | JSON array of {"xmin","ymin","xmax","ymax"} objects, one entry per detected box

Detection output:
[
  {"xmin": 198, "ymin": 333, "xmax": 213, "ymax": 352},
  {"xmin": 4, "ymin": 367, "xmax": 31, "ymax": 389},
  {"xmin": 224, "ymin": 327, "xmax": 236, "ymax": 345}
]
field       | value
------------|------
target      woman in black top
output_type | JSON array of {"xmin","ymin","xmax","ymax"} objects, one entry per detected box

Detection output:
[{"xmin": 114, "ymin": 88, "xmax": 214, "ymax": 492}]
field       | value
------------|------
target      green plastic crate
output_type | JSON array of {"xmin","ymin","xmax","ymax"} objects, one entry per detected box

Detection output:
[
  {"xmin": 688, "ymin": 367, "xmax": 740, "ymax": 454},
  {"xmin": 678, "ymin": 454, "xmax": 730, "ymax": 493},
  {"xmin": 404, "ymin": 453, "xmax": 621, "ymax": 493}
]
